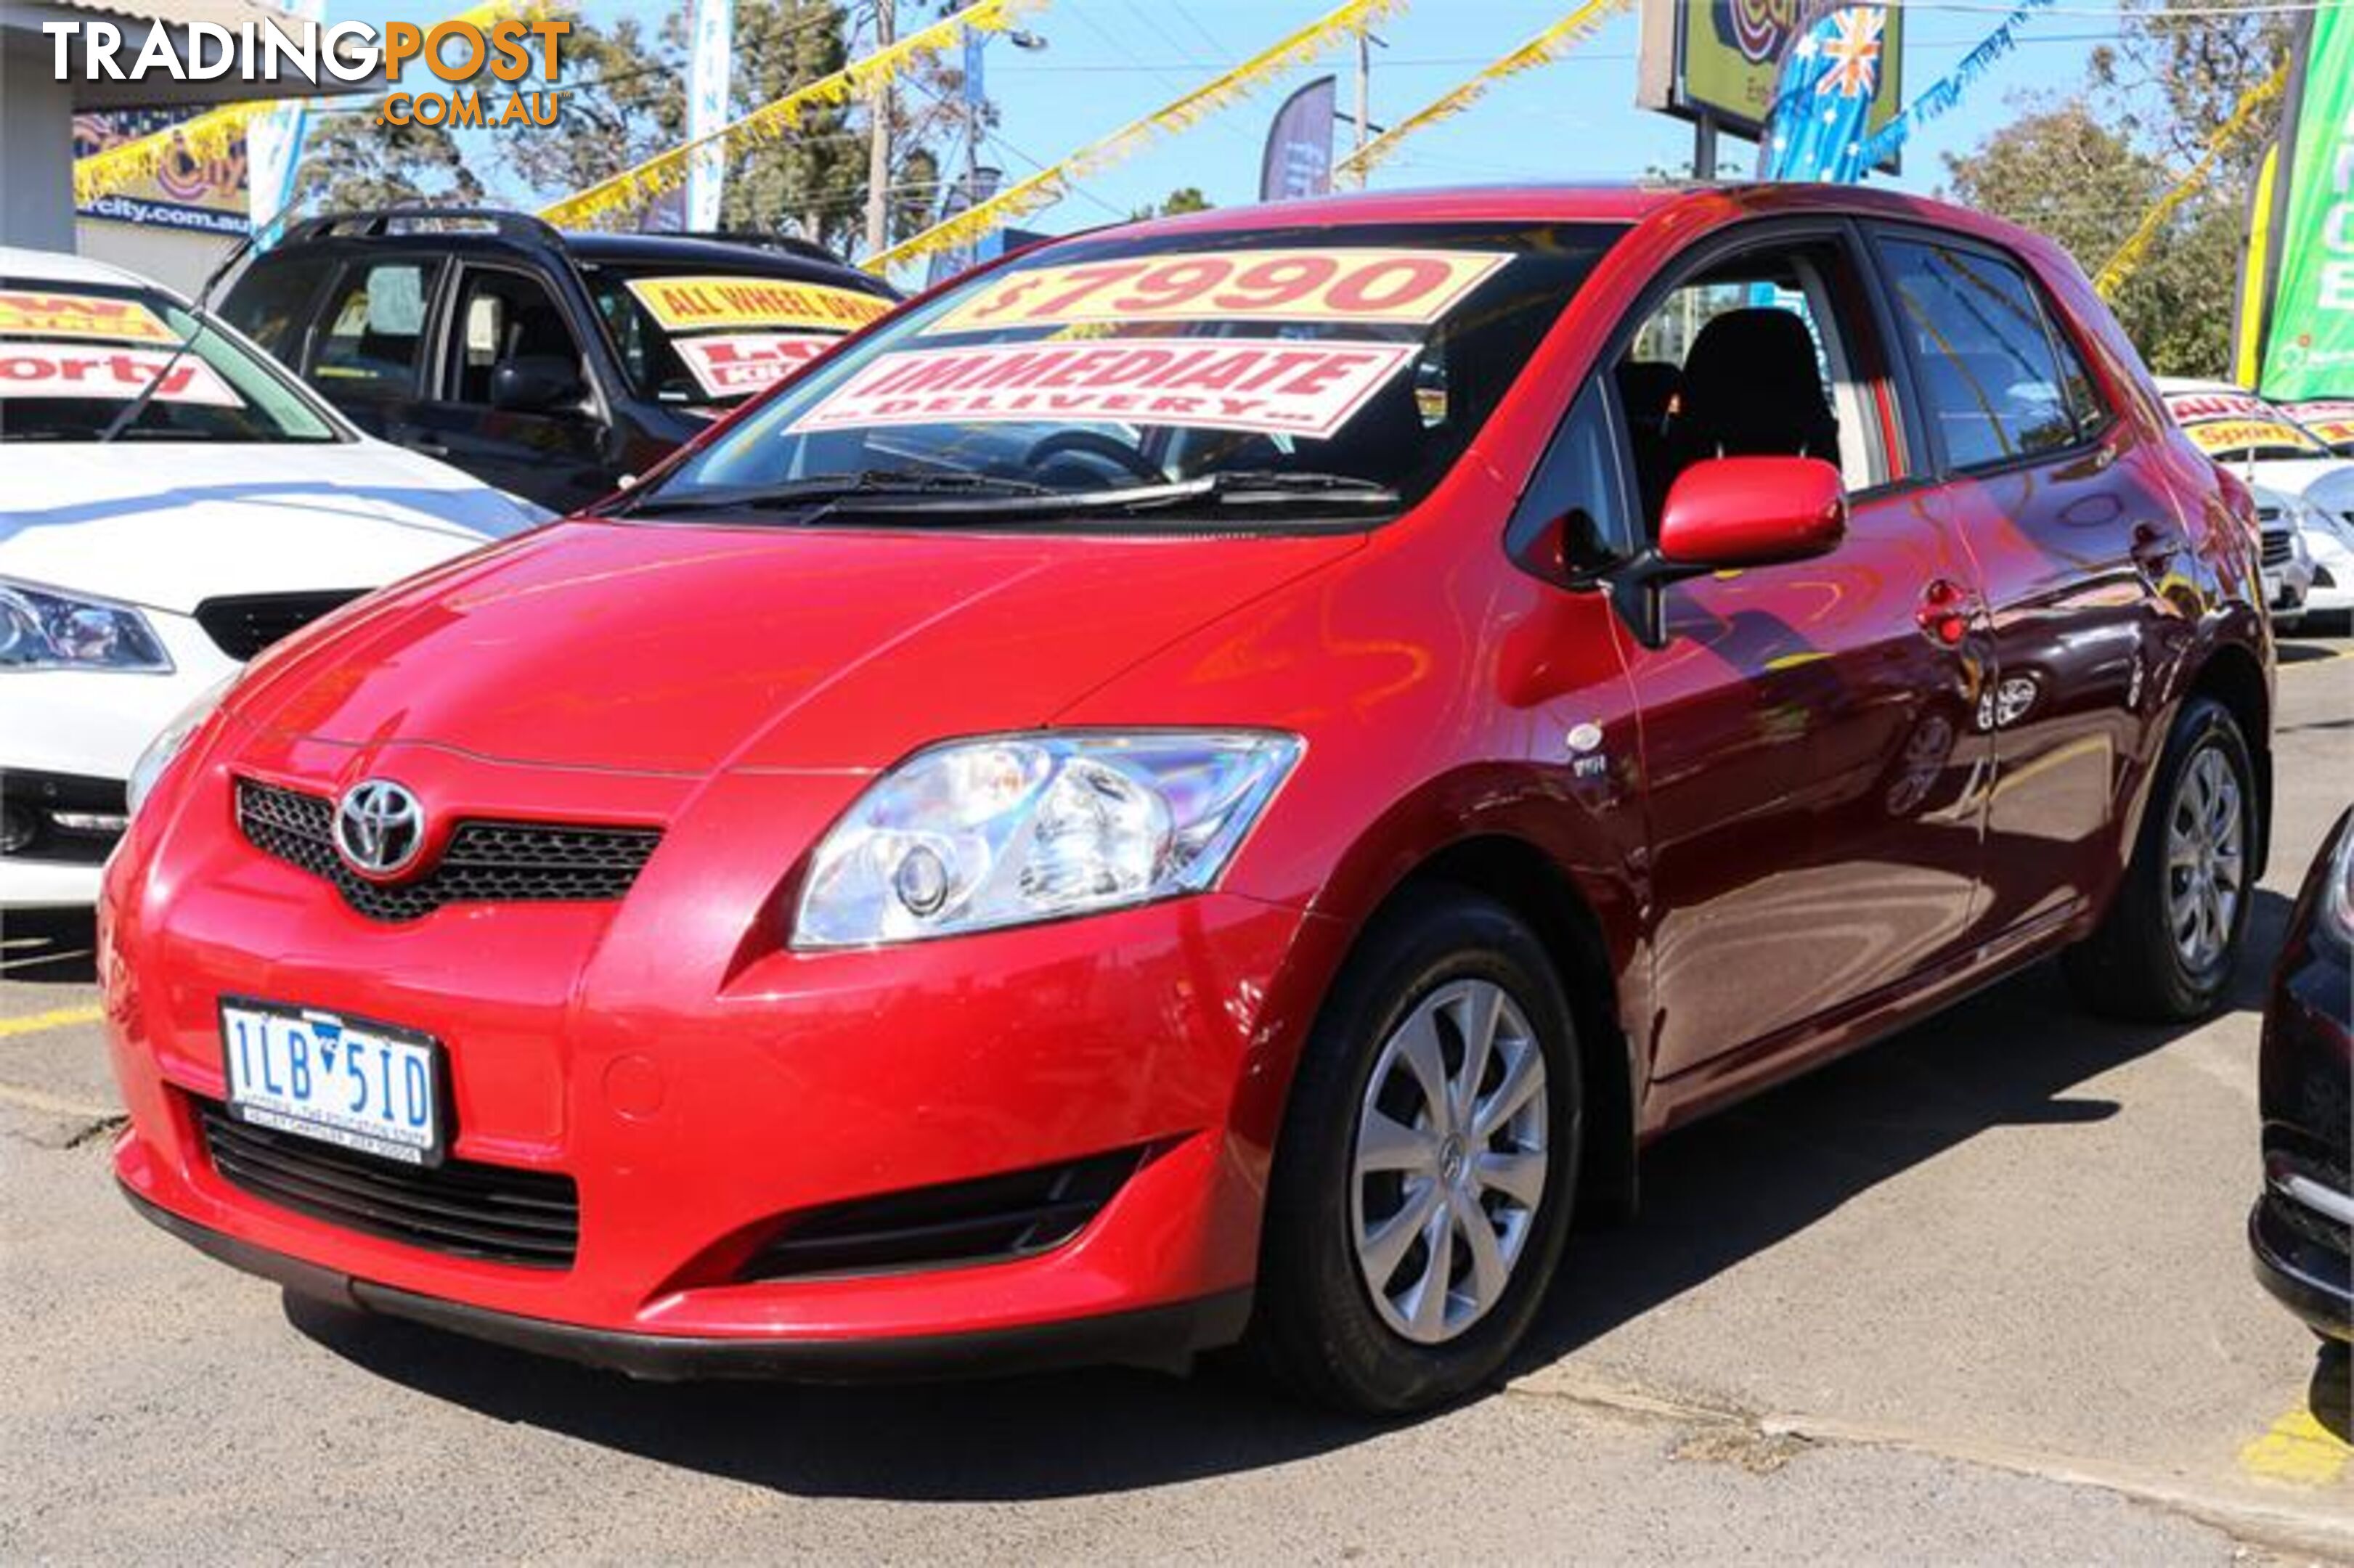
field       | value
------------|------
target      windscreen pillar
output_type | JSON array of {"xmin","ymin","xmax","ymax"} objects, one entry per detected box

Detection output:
[{"xmin": 0, "ymin": 28, "xmax": 77, "ymax": 251}]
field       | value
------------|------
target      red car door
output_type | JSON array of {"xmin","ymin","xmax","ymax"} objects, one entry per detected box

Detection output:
[
  {"xmin": 1611, "ymin": 226, "xmax": 1990, "ymax": 1089},
  {"xmin": 1868, "ymin": 229, "xmax": 2190, "ymax": 948}
]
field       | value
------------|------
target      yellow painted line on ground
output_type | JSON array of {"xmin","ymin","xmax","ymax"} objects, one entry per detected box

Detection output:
[
  {"xmin": 2239, "ymin": 1405, "xmax": 2352, "ymax": 1488},
  {"xmin": 0, "ymin": 1005, "xmax": 103, "ymax": 1039}
]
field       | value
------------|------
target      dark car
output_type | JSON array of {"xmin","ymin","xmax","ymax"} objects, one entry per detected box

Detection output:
[
  {"xmin": 2251, "ymin": 808, "xmax": 2353, "ymax": 1342},
  {"xmin": 219, "ymin": 210, "xmax": 899, "ymax": 513}
]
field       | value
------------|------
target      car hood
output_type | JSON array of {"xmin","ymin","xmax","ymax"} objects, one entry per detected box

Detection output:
[
  {"xmin": 232, "ymin": 518, "xmax": 1365, "ymax": 775},
  {"xmin": 0, "ymin": 441, "xmax": 545, "ymax": 613},
  {"xmin": 2238, "ymin": 457, "xmax": 2351, "ymax": 500}
]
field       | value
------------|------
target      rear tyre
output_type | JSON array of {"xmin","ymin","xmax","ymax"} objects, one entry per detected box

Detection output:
[
  {"xmin": 1249, "ymin": 886, "xmax": 1580, "ymax": 1415},
  {"xmin": 2064, "ymin": 695, "xmax": 2257, "ymax": 1021}
]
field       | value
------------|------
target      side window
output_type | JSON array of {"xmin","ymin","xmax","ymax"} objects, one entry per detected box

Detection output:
[
  {"xmin": 218, "ymin": 256, "xmax": 331, "ymax": 362},
  {"xmin": 311, "ymin": 260, "xmax": 439, "ymax": 398},
  {"xmin": 1508, "ymin": 380, "xmax": 1634, "ymax": 581},
  {"xmin": 448, "ymin": 268, "xmax": 587, "ymax": 407},
  {"xmin": 1879, "ymin": 238, "xmax": 2098, "ymax": 471},
  {"xmin": 1611, "ymin": 239, "xmax": 1889, "ymax": 529}
]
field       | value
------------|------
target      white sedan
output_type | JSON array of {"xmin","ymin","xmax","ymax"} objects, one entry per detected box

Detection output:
[
  {"xmin": 2158, "ymin": 377, "xmax": 2354, "ymax": 629},
  {"xmin": 1, "ymin": 247, "xmax": 545, "ymax": 908}
]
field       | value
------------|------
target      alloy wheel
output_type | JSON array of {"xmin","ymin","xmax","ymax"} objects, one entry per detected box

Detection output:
[
  {"xmin": 1349, "ymin": 979, "xmax": 1548, "ymax": 1345},
  {"xmin": 2166, "ymin": 744, "xmax": 2245, "ymax": 971}
]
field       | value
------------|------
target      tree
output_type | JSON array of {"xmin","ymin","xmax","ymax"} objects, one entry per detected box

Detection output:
[
  {"xmin": 1130, "ymin": 187, "xmax": 1213, "ymax": 221},
  {"xmin": 1940, "ymin": 4, "xmax": 2297, "ymax": 376},
  {"xmin": 500, "ymin": 15, "xmax": 684, "ymax": 204},
  {"xmin": 1944, "ymin": 105, "xmax": 2241, "ymax": 375},
  {"xmin": 290, "ymin": 110, "xmax": 482, "ymax": 211}
]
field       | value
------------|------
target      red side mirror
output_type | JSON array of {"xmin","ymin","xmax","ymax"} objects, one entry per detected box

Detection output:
[{"xmin": 1658, "ymin": 456, "xmax": 1848, "ymax": 569}]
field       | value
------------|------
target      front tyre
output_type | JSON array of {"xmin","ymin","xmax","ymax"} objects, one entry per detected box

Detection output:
[
  {"xmin": 1250, "ymin": 887, "xmax": 1580, "ymax": 1414},
  {"xmin": 2065, "ymin": 695, "xmax": 2258, "ymax": 1021}
]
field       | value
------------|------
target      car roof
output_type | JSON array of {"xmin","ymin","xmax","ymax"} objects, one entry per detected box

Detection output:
[
  {"xmin": 256, "ymin": 215, "xmax": 892, "ymax": 297},
  {"xmin": 1096, "ymin": 181, "xmax": 2049, "ymax": 251},
  {"xmin": 0, "ymin": 245, "xmax": 170, "ymax": 295}
]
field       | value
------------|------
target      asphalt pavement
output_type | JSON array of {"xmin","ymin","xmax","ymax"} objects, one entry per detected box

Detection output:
[{"xmin": 4, "ymin": 637, "xmax": 2348, "ymax": 1564}]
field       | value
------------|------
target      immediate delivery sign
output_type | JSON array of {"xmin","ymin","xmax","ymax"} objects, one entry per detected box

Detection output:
[{"xmin": 789, "ymin": 338, "xmax": 1419, "ymax": 438}]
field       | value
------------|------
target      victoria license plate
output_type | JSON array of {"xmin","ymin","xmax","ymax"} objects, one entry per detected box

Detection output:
[{"xmin": 219, "ymin": 998, "xmax": 444, "ymax": 1165}]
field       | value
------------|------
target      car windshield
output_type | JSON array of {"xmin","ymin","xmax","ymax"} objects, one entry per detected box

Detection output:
[
  {"xmin": 0, "ymin": 278, "xmax": 341, "ymax": 444},
  {"xmin": 2163, "ymin": 389, "xmax": 2331, "ymax": 464},
  {"xmin": 2288, "ymin": 399, "xmax": 2354, "ymax": 458},
  {"xmin": 627, "ymin": 221, "xmax": 1621, "ymax": 527},
  {"xmin": 579, "ymin": 263, "xmax": 897, "ymax": 409}
]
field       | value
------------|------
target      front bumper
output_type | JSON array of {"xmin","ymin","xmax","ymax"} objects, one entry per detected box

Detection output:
[
  {"xmin": 121, "ymin": 1182, "xmax": 1252, "ymax": 1379},
  {"xmin": 2249, "ymin": 1191, "xmax": 2352, "ymax": 1342},
  {"xmin": 104, "ymin": 743, "xmax": 1329, "ymax": 1372}
]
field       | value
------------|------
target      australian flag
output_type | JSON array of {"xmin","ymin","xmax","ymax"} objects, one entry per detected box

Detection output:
[{"xmin": 1759, "ymin": 4, "xmax": 1888, "ymax": 184}]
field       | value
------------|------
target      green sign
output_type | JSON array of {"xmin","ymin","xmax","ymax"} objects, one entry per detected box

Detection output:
[{"xmin": 2261, "ymin": 11, "xmax": 2354, "ymax": 400}]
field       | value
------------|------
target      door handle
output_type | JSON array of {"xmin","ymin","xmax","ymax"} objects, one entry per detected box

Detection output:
[
  {"xmin": 402, "ymin": 438, "xmax": 453, "ymax": 459},
  {"xmin": 2130, "ymin": 522, "xmax": 2179, "ymax": 580},
  {"xmin": 1916, "ymin": 578, "xmax": 1974, "ymax": 647}
]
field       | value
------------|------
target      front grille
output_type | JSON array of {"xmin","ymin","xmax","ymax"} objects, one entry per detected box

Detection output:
[
  {"xmin": 193, "ymin": 591, "xmax": 366, "ymax": 660},
  {"xmin": 738, "ymin": 1147, "xmax": 1148, "ymax": 1281},
  {"xmin": 197, "ymin": 1101, "xmax": 578, "ymax": 1268},
  {"xmin": 235, "ymin": 779, "xmax": 661, "ymax": 923},
  {"xmin": 2260, "ymin": 531, "xmax": 2294, "ymax": 567}
]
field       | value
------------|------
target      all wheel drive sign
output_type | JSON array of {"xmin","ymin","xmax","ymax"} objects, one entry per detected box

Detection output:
[{"xmin": 789, "ymin": 338, "xmax": 1418, "ymax": 438}]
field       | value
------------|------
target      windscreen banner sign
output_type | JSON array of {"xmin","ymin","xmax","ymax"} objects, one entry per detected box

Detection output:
[
  {"xmin": 790, "ymin": 338, "xmax": 1417, "ymax": 438},
  {"xmin": 625, "ymin": 275, "xmax": 892, "ymax": 335},
  {"xmin": 924, "ymin": 249, "xmax": 1508, "ymax": 335},
  {"xmin": 2289, "ymin": 398, "xmax": 2354, "ymax": 446},
  {"xmin": 2162, "ymin": 391, "xmax": 2323, "ymax": 457},
  {"xmin": 0, "ymin": 342, "xmax": 242, "ymax": 406},
  {"xmin": 0, "ymin": 291, "xmax": 175, "ymax": 345},
  {"xmin": 675, "ymin": 332, "xmax": 836, "ymax": 398}
]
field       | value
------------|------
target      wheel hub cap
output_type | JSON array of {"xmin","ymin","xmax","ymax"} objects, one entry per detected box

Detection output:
[
  {"xmin": 1349, "ymin": 979, "xmax": 1549, "ymax": 1346},
  {"xmin": 2165, "ymin": 743, "xmax": 2244, "ymax": 971}
]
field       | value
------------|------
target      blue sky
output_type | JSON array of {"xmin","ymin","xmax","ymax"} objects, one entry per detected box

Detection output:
[{"xmin": 335, "ymin": 0, "xmax": 2123, "ymax": 240}]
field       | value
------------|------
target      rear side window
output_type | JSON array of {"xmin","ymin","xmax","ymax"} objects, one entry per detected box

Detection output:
[
  {"xmin": 219, "ymin": 256, "xmax": 330, "ymax": 361},
  {"xmin": 311, "ymin": 260, "xmax": 439, "ymax": 398},
  {"xmin": 1880, "ymin": 239, "xmax": 2100, "ymax": 471}
]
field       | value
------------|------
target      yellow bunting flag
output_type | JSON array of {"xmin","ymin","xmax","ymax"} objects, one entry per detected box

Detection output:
[
  {"xmin": 2096, "ymin": 58, "xmax": 2289, "ymax": 301},
  {"xmin": 1334, "ymin": 0, "xmax": 1629, "ymax": 188},
  {"xmin": 538, "ymin": 0, "xmax": 1040, "ymax": 231},
  {"xmin": 861, "ymin": 0, "xmax": 1409, "ymax": 275}
]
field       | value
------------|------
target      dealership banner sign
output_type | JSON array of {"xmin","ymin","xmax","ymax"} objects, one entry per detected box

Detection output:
[
  {"xmin": 1636, "ymin": 0, "xmax": 1902, "ymax": 147},
  {"xmin": 0, "ymin": 343, "xmax": 242, "ymax": 407},
  {"xmin": 0, "ymin": 291, "xmax": 176, "ymax": 345},
  {"xmin": 2256, "ymin": 8, "xmax": 2354, "ymax": 399},
  {"xmin": 2162, "ymin": 391, "xmax": 2325, "ymax": 458},
  {"xmin": 626, "ymin": 275, "xmax": 892, "ymax": 335},
  {"xmin": 675, "ymin": 332, "xmax": 835, "ymax": 398},
  {"xmin": 926, "ymin": 249, "xmax": 1507, "ymax": 335},
  {"xmin": 2289, "ymin": 399, "xmax": 2354, "ymax": 446},
  {"xmin": 790, "ymin": 338, "xmax": 1417, "ymax": 438}
]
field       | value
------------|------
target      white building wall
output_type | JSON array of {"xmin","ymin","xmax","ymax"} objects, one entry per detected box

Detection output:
[{"xmin": 0, "ymin": 25, "xmax": 78, "ymax": 250}]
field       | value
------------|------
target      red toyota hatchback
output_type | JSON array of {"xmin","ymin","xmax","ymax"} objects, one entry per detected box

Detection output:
[{"xmin": 102, "ymin": 185, "xmax": 2273, "ymax": 1413}]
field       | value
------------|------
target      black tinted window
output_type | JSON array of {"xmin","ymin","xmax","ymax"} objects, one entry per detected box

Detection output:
[
  {"xmin": 1882, "ymin": 239, "xmax": 2091, "ymax": 470},
  {"xmin": 219, "ymin": 256, "xmax": 330, "ymax": 360},
  {"xmin": 1510, "ymin": 380, "xmax": 1633, "ymax": 578},
  {"xmin": 450, "ymin": 268, "xmax": 585, "ymax": 406},
  {"xmin": 311, "ymin": 260, "xmax": 438, "ymax": 398}
]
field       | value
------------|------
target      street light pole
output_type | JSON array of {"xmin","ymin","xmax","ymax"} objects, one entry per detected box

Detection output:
[{"xmin": 863, "ymin": 0, "xmax": 895, "ymax": 257}]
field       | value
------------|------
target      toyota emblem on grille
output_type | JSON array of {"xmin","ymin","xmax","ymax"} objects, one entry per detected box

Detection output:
[{"xmin": 333, "ymin": 780, "xmax": 425, "ymax": 878}]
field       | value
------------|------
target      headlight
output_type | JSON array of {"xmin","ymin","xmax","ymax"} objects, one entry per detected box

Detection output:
[
  {"xmin": 126, "ymin": 677, "xmax": 234, "ymax": 819},
  {"xmin": 2322, "ymin": 818, "xmax": 2354, "ymax": 953},
  {"xmin": 0, "ymin": 579, "xmax": 173, "ymax": 673},
  {"xmin": 793, "ymin": 731, "xmax": 1303, "ymax": 948}
]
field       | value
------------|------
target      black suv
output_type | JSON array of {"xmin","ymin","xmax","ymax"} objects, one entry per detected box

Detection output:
[{"xmin": 220, "ymin": 210, "xmax": 900, "ymax": 513}]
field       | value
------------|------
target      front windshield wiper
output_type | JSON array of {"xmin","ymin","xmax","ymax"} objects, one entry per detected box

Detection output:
[
  {"xmin": 802, "ymin": 468, "xmax": 1401, "ymax": 523},
  {"xmin": 619, "ymin": 469, "xmax": 1058, "ymax": 517}
]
